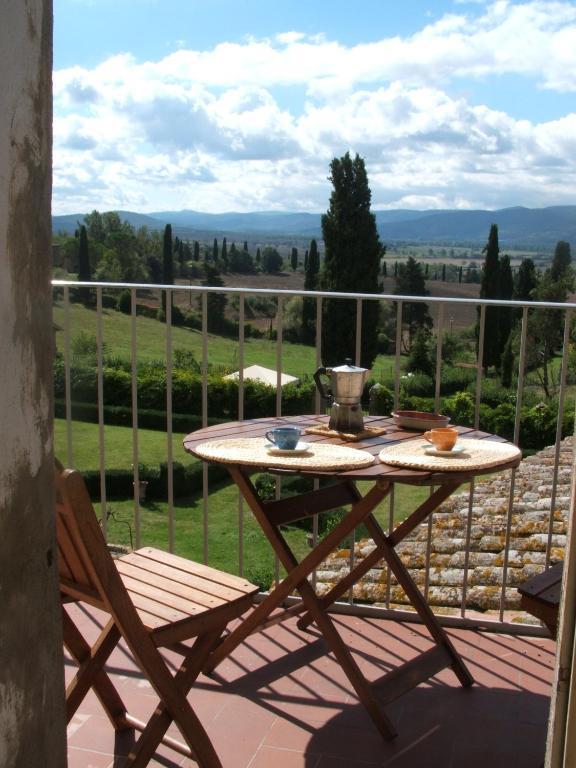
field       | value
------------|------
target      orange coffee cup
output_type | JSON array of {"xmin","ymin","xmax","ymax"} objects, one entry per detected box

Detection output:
[{"xmin": 423, "ymin": 427, "xmax": 458, "ymax": 451}]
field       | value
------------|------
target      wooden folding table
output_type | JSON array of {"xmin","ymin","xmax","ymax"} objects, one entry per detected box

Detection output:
[{"xmin": 184, "ymin": 414, "xmax": 521, "ymax": 740}]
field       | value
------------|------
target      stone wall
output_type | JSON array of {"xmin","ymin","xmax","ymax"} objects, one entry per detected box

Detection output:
[{"xmin": 316, "ymin": 438, "xmax": 573, "ymax": 614}]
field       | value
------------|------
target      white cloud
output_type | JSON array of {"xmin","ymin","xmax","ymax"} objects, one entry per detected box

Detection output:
[{"xmin": 52, "ymin": 1, "xmax": 576, "ymax": 213}]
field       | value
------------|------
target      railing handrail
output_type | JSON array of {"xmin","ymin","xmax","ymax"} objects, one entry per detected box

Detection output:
[{"xmin": 51, "ymin": 279, "xmax": 576, "ymax": 311}]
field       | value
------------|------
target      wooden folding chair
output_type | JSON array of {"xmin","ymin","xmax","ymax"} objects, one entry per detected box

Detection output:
[{"xmin": 56, "ymin": 462, "xmax": 258, "ymax": 767}]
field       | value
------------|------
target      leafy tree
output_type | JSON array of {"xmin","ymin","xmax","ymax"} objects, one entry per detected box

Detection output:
[
  {"xmin": 229, "ymin": 244, "xmax": 254, "ymax": 274},
  {"xmin": 320, "ymin": 152, "xmax": 382, "ymax": 367},
  {"xmin": 261, "ymin": 246, "xmax": 283, "ymax": 274},
  {"xmin": 514, "ymin": 258, "xmax": 537, "ymax": 301},
  {"xmin": 407, "ymin": 328, "xmax": 434, "ymax": 376},
  {"xmin": 478, "ymin": 224, "xmax": 502, "ymax": 371},
  {"xmin": 290, "ymin": 247, "xmax": 298, "ymax": 271},
  {"xmin": 394, "ymin": 256, "xmax": 432, "ymax": 350},
  {"xmin": 162, "ymin": 224, "xmax": 174, "ymax": 312},
  {"xmin": 77, "ymin": 225, "xmax": 91, "ymax": 305},
  {"xmin": 302, "ymin": 239, "xmax": 320, "ymax": 344},
  {"xmin": 528, "ymin": 268, "xmax": 569, "ymax": 397},
  {"xmin": 84, "ymin": 210, "xmax": 105, "ymax": 243},
  {"xmin": 147, "ymin": 255, "xmax": 162, "ymax": 284}
]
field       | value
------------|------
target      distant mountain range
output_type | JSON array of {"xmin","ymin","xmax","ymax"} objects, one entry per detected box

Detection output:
[{"xmin": 52, "ymin": 205, "xmax": 576, "ymax": 249}]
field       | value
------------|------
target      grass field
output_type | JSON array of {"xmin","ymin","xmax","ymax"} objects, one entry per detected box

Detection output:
[
  {"xmin": 54, "ymin": 417, "xmax": 197, "ymax": 470},
  {"xmin": 52, "ymin": 300, "xmax": 398, "ymax": 380},
  {"xmin": 55, "ymin": 416, "xmax": 429, "ymax": 584}
]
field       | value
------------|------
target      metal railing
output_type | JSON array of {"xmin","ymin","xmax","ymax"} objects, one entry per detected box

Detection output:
[{"xmin": 52, "ymin": 279, "xmax": 576, "ymax": 635}]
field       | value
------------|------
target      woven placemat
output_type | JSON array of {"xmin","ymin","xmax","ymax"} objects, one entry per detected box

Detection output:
[
  {"xmin": 304, "ymin": 424, "xmax": 387, "ymax": 441},
  {"xmin": 194, "ymin": 438, "xmax": 375, "ymax": 471},
  {"xmin": 378, "ymin": 438, "xmax": 521, "ymax": 472}
]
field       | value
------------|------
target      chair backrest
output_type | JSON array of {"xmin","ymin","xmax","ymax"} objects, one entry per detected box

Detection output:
[{"xmin": 55, "ymin": 461, "xmax": 125, "ymax": 613}]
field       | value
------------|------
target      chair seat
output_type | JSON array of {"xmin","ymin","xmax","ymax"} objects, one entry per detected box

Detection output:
[
  {"xmin": 518, "ymin": 562, "xmax": 563, "ymax": 639},
  {"xmin": 115, "ymin": 548, "xmax": 258, "ymax": 642}
]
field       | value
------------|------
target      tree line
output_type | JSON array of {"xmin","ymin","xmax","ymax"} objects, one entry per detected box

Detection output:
[{"xmin": 55, "ymin": 155, "xmax": 572, "ymax": 385}]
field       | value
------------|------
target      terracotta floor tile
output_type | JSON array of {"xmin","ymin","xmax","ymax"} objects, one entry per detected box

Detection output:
[
  {"xmin": 249, "ymin": 745, "xmax": 320, "ymax": 768},
  {"xmin": 66, "ymin": 608, "xmax": 554, "ymax": 768},
  {"xmin": 66, "ymin": 747, "xmax": 114, "ymax": 768}
]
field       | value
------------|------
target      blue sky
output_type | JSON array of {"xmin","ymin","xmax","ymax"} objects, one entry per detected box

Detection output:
[{"xmin": 52, "ymin": 0, "xmax": 576, "ymax": 214}]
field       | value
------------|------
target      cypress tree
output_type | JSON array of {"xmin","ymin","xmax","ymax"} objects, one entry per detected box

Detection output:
[
  {"xmin": 320, "ymin": 152, "xmax": 382, "ymax": 367},
  {"xmin": 478, "ymin": 224, "xmax": 501, "ymax": 371},
  {"xmin": 77, "ymin": 224, "xmax": 91, "ymax": 305},
  {"xmin": 212, "ymin": 238, "xmax": 218, "ymax": 262},
  {"xmin": 302, "ymin": 239, "xmax": 320, "ymax": 344},
  {"xmin": 290, "ymin": 247, "xmax": 298, "ymax": 271},
  {"xmin": 193, "ymin": 241, "xmax": 200, "ymax": 261},
  {"xmin": 162, "ymin": 223, "xmax": 174, "ymax": 312}
]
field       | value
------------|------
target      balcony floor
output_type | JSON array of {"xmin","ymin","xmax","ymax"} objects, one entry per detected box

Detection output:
[{"xmin": 65, "ymin": 604, "xmax": 555, "ymax": 768}]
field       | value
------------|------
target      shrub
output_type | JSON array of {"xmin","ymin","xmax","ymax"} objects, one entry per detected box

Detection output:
[
  {"xmin": 440, "ymin": 366, "xmax": 476, "ymax": 395},
  {"xmin": 102, "ymin": 367, "xmax": 132, "ymax": 407},
  {"xmin": 469, "ymin": 378, "xmax": 515, "ymax": 408},
  {"xmin": 442, "ymin": 391, "xmax": 474, "ymax": 427},
  {"xmin": 399, "ymin": 372, "xmax": 434, "ymax": 398},
  {"xmin": 116, "ymin": 289, "xmax": 132, "ymax": 314},
  {"xmin": 368, "ymin": 382, "xmax": 394, "ymax": 416}
]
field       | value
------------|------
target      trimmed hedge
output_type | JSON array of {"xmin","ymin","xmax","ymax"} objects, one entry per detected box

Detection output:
[
  {"xmin": 54, "ymin": 358, "xmax": 316, "ymax": 421},
  {"xmin": 53, "ymin": 398, "xmax": 226, "ymax": 433},
  {"xmin": 82, "ymin": 461, "xmax": 230, "ymax": 500}
]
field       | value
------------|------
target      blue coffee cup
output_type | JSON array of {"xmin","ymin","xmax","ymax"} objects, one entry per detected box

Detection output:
[{"xmin": 265, "ymin": 426, "xmax": 301, "ymax": 450}]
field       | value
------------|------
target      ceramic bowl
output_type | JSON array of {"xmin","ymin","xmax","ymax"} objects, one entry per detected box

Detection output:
[{"xmin": 391, "ymin": 410, "xmax": 451, "ymax": 431}]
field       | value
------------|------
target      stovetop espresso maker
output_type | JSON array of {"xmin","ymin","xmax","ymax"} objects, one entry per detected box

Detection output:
[{"xmin": 313, "ymin": 359, "xmax": 370, "ymax": 433}]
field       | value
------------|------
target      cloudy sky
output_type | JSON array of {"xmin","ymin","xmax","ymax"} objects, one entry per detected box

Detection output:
[{"xmin": 53, "ymin": 0, "xmax": 576, "ymax": 215}]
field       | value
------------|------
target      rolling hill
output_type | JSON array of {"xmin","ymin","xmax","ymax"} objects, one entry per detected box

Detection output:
[{"xmin": 52, "ymin": 205, "xmax": 576, "ymax": 248}]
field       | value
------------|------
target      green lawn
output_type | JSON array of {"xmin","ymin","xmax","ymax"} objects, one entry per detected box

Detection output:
[
  {"xmin": 54, "ymin": 417, "xmax": 197, "ymax": 470},
  {"xmin": 94, "ymin": 484, "xmax": 310, "ymax": 588},
  {"xmin": 55, "ymin": 416, "xmax": 430, "ymax": 587},
  {"xmin": 52, "ymin": 301, "xmax": 397, "ymax": 380}
]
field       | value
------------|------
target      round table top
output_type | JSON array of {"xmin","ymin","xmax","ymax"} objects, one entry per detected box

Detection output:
[{"xmin": 183, "ymin": 415, "xmax": 522, "ymax": 486}]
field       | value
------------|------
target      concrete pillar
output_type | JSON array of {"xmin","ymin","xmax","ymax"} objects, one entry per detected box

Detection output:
[{"xmin": 0, "ymin": 2, "xmax": 67, "ymax": 767}]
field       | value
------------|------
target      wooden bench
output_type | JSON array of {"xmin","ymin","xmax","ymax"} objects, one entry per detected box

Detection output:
[{"xmin": 518, "ymin": 562, "xmax": 563, "ymax": 639}]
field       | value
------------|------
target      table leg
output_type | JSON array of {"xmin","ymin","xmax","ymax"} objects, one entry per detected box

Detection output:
[
  {"xmin": 362, "ymin": 513, "xmax": 474, "ymax": 688},
  {"xmin": 297, "ymin": 482, "xmax": 474, "ymax": 689},
  {"xmin": 298, "ymin": 482, "xmax": 460, "ymax": 629},
  {"xmin": 206, "ymin": 468, "xmax": 397, "ymax": 740},
  {"xmin": 203, "ymin": 471, "xmax": 391, "ymax": 675}
]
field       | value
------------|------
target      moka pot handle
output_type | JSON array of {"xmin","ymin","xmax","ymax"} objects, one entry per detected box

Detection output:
[{"xmin": 313, "ymin": 366, "xmax": 333, "ymax": 403}]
